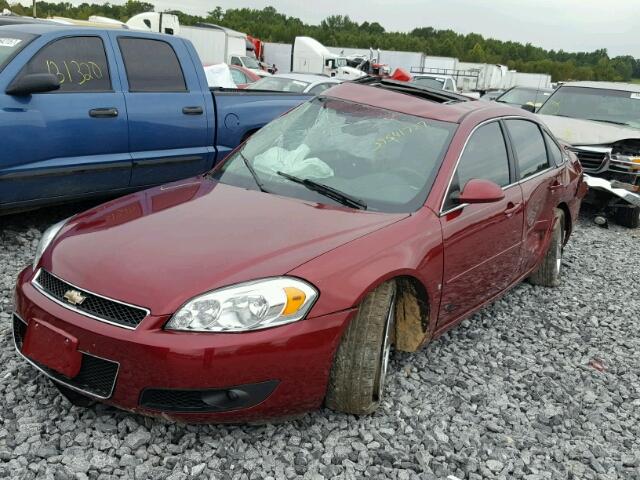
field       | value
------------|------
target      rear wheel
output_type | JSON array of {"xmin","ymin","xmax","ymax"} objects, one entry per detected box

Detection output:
[
  {"xmin": 528, "ymin": 208, "xmax": 564, "ymax": 287},
  {"xmin": 325, "ymin": 281, "xmax": 396, "ymax": 415},
  {"xmin": 614, "ymin": 205, "xmax": 640, "ymax": 229}
]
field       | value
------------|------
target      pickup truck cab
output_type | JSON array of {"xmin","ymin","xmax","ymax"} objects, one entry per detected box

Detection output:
[{"xmin": 0, "ymin": 24, "xmax": 310, "ymax": 213}]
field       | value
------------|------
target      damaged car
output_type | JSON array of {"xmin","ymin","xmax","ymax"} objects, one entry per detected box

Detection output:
[
  {"xmin": 538, "ymin": 81, "xmax": 640, "ymax": 228},
  {"xmin": 13, "ymin": 80, "xmax": 585, "ymax": 422}
]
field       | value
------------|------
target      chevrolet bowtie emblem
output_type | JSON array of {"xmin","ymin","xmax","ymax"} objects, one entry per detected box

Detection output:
[{"xmin": 63, "ymin": 289, "xmax": 86, "ymax": 306}]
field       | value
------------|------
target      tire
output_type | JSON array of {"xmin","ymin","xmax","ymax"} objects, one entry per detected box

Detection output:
[
  {"xmin": 53, "ymin": 381, "xmax": 96, "ymax": 408},
  {"xmin": 529, "ymin": 208, "xmax": 564, "ymax": 287},
  {"xmin": 614, "ymin": 206, "xmax": 640, "ymax": 229},
  {"xmin": 325, "ymin": 281, "xmax": 396, "ymax": 415}
]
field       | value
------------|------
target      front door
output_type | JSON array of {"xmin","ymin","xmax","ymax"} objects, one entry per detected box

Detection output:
[
  {"xmin": 0, "ymin": 34, "xmax": 130, "ymax": 206},
  {"xmin": 438, "ymin": 121, "xmax": 524, "ymax": 327},
  {"xmin": 112, "ymin": 33, "xmax": 212, "ymax": 187}
]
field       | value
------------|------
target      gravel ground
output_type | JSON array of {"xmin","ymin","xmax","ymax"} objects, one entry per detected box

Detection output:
[{"xmin": 0, "ymin": 204, "xmax": 639, "ymax": 480}]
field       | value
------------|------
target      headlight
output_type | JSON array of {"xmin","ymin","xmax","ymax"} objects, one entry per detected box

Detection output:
[
  {"xmin": 166, "ymin": 277, "xmax": 318, "ymax": 332},
  {"xmin": 33, "ymin": 218, "xmax": 69, "ymax": 269}
]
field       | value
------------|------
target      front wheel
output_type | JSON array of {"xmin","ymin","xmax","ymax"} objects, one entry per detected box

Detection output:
[
  {"xmin": 614, "ymin": 205, "xmax": 640, "ymax": 229},
  {"xmin": 528, "ymin": 208, "xmax": 565, "ymax": 287},
  {"xmin": 325, "ymin": 281, "xmax": 396, "ymax": 415}
]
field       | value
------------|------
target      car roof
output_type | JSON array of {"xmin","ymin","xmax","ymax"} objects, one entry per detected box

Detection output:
[
  {"xmin": 324, "ymin": 80, "xmax": 532, "ymax": 124},
  {"xmin": 0, "ymin": 22, "xmax": 66, "ymax": 34},
  {"xmin": 561, "ymin": 81, "xmax": 640, "ymax": 93},
  {"xmin": 507, "ymin": 86, "xmax": 553, "ymax": 92},
  {"xmin": 275, "ymin": 72, "xmax": 340, "ymax": 83}
]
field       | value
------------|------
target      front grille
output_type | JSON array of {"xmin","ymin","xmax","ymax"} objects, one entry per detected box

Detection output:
[
  {"xmin": 34, "ymin": 270, "xmax": 148, "ymax": 329},
  {"xmin": 13, "ymin": 314, "xmax": 119, "ymax": 398},
  {"xmin": 575, "ymin": 150, "xmax": 608, "ymax": 173}
]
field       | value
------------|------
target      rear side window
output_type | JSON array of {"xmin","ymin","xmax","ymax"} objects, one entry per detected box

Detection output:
[
  {"xmin": 506, "ymin": 120, "xmax": 550, "ymax": 179},
  {"xmin": 444, "ymin": 122, "xmax": 510, "ymax": 210},
  {"xmin": 307, "ymin": 83, "xmax": 334, "ymax": 95},
  {"xmin": 18, "ymin": 36, "xmax": 111, "ymax": 93},
  {"xmin": 230, "ymin": 68, "xmax": 247, "ymax": 84},
  {"xmin": 118, "ymin": 37, "xmax": 186, "ymax": 92},
  {"xmin": 544, "ymin": 131, "xmax": 564, "ymax": 167}
]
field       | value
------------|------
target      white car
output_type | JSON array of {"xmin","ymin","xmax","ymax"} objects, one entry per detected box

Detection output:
[
  {"xmin": 411, "ymin": 74, "xmax": 458, "ymax": 93},
  {"xmin": 247, "ymin": 73, "xmax": 342, "ymax": 95}
]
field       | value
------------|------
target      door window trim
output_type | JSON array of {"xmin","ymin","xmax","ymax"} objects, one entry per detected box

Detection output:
[
  {"xmin": 439, "ymin": 117, "xmax": 518, "ymax": 216},
  {"xmin": 11, "ymin": 34, "xmax": 114, "ymax": 94}
]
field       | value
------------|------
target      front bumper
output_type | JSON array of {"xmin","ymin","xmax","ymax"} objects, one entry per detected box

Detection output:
[
  {"xmin": 584, "ymin": 174, "xmax": 640, "ymax": 208},
  {"xmin": 14, "ymin": 267, "xmax": 354, "ymax": 422}
]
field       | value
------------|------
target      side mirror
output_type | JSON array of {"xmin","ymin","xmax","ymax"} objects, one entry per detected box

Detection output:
[
  {"xmin": 459, "ymin": 179, "xmax": 505, "ymax": 204},
  {"xmin": 521, "ymin": 103, "xmax": 536, "ymax": 113},
  {"xmin": 6, "ymin": 74, "xmax": 60, "ymax": 96}
]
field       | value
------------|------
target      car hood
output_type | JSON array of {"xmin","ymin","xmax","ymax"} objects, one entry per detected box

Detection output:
[
  {"xmin": 538, "ymin": 114, "xmax": 640, "ymax": 146},
  {"xmin": 46, "ymin": 178, "xmax": 408, "ymax": 315}
]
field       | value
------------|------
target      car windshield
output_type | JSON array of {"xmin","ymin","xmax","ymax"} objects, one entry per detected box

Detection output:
[
  {"xmin": 0, "ymin": 31, "xmax": 36, "ymax": 73},
  {"xmin": 248, "ymin": 76, "xmax": 311, "ymax": 92},
  {"xmin": 497, "ymin": 88, "xmax": 551, "ymax": 107},
  {"xmin": 538, "ymin": 86, "xmax": 640, "ymax": 129},
  {"xmin": 241, "ymin": 56, "xmax": 260, "ymax": 69},
  {"xmin": 211, "ymin": 97, "xmax": 457, "ymax": 213},
  {"xmin": 413, "ymin": 77, "xmax": 445, "ymax": 90}
]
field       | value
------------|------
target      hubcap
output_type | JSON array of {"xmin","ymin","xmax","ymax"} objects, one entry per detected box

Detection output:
[{"xmin": 376, "ymin": 292, "xmax": 396, "ymax": 401}]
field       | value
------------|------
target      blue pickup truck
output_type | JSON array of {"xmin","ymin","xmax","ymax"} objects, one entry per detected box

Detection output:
[{"xmin": 0, "ymin": 24, "xmax": 310, "ymax": 213}]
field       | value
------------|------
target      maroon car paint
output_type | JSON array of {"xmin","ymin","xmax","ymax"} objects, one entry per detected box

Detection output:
[{"xmin": 14, "ymin": 83, "xmax": 585, "ymax": 421}]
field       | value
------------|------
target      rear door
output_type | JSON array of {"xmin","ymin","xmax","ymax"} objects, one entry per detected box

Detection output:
[
  {"xmin": 503, "ymin": 119, "xmax": 563, "ymax": 273},
  {"xmin": 0, "ymin": 33, "xmax": 130, "ymax": 206},
  {"xmin": 111, "ymin": 33, "xmax": 213, "ymax": 187},
  {"xmin": 438, "ymin": 120, "xmax": 524, "ymax": 327}
]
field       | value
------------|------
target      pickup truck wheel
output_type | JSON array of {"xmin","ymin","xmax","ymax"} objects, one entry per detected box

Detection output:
[
  {"xmin": 528, "ymin": 208, "xmax": 564, "ymax": 287},
  {"xmin": 325, "ymin": 281, "xmax": 396, "ymax": 415},
  {"xmin": 614, "ymin": 206, "xmax": 640, "ymax": 229},
  {"xmin": 53, "ymin": 382, "xmax": 96, "ymax": 408}
]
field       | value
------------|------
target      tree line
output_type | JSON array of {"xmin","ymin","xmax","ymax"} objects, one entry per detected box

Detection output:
[{"xmin": 3, "ymin": 1, "xmax": 638, "ymax": 82}]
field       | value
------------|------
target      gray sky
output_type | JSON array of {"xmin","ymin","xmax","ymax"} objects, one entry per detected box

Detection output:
[{"xmin": 24, "ymin": 0, "xmax": 640, "ymax": 57}]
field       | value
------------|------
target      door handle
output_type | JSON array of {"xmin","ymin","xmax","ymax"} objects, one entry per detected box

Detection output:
[
  {"xmin": 504, "ymin": 202, "xmax": 522, "ymax": 217},
  {"xmin": 89, "ymin": 108, "xmax": 118, "ymax": 118},
  {"xmin": 548, "ymin": 181, "xmax": 563, "ymax": 192},
  {"xmin": 182, "ymin": 106, "xmax": 204, "ymax": 115}
]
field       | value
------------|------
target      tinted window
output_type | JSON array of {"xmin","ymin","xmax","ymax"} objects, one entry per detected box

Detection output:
[
  {"xmin": 444, "ymin": 122, "xmax": 510, "ymax": 209},
  {"xmin": 118, "ymin": 38, "xmax": 186, "ymax": 92},
  {"xmin": 230, "ymin": 68, "xmax": 247, "ymax": 84},
  {"xmin": 544, "ymin": 132, "xmax": 564, "ymax": 166},
  {"xmin": 506, "ymin": 120, "xmax": 550, "ymax": 179},
  {"xmin": 230, "ymin": 56, "xmax": 242, "ymax": 66},
  {"xmin": 18, "ymin": 36, "xmax": 111, "ymax": 93}
]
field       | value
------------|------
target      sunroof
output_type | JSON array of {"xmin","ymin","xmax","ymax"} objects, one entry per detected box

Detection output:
[{"xmin": 353, "ymin": 77, "xmax": 471, "ymax": 104}]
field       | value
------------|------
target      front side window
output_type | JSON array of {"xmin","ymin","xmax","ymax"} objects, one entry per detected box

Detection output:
[
  {"xmin": 538, "ymin": 86, "xmax": 640, "ymax": 129},
  {"xmin": 230, "ymin": 56, "xmax": 242, "ymax": 67},
  {"xmin": 413, "ymin": 77, "xmax": 445, "ymax": 90},
  {"xmin": 505, "ymin": 120, "xmax": 550, "ymax": 179},
  {"xmin": 444, "ymin": 121, "xmax": 510, "ymax": 210},
  {"xmin": 212, "ymin": 98, "xmax": 457, "ymax": 213},
  {"xmin": 240, "ymin": 56, "xmax": 260, "ymax": 69},
  {"xmin": 118, "ymin": 37, "xmax": 186, "ymax": 92},
  {"xmin": 0, "ymin": 31, "xmax": 37, "ymax": 73},
  {"xmin": 17, "ymin": 36, "xmax": 111, "ymax": 93}
]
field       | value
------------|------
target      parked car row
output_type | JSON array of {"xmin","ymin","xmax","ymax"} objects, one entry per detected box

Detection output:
[{"xmin": 10, "ymin": 70, "xmax": 587, "ymax": 421}]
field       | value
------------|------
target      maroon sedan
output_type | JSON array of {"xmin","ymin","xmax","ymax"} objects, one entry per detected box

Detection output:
[
  {"xmin": 13, "ymin": 80, "xmax": 586, "ymax": 422},
  {"xmin": 228, "ymin": 65, "xmax": 261, "ymax": 89}
]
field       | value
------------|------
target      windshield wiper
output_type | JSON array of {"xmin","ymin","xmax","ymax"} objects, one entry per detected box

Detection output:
[
  {"xmin": 587, "ymin": 118, "xmax": 631, "ymax": 127},
  {"xmin": 276, "ymin": 171, "xmax": 367, "ymax": 210},
  {"xmin": 239, "ymin": 151, "xmax": 270, "ymax": 193}
]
